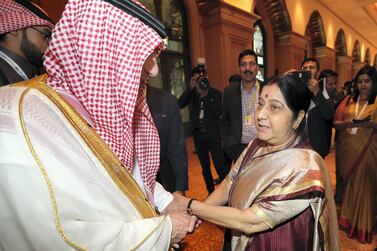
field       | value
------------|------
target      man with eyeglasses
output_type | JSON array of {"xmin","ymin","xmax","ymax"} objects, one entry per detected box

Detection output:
[
  {"xmin": 222, "ymin": 49, "xmax": 262, "ymax": 164},
  {"xmin": 0, "ymin": 0, "xmax": 54, "ymax": 86}
]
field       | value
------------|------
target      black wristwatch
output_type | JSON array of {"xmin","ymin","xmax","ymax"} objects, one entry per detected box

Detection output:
[{"xmin": 186, "ymin": 199, "xmax": 195, "ymax": 216}]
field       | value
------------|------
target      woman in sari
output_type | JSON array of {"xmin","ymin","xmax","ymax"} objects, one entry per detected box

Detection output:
[
  {"xmin": 175, "ymin": 75, "xmax": 339, "ymax": 250},
  {"xmin": 334, "ymin": 65, "xmax": 377, "ymax": 243}
]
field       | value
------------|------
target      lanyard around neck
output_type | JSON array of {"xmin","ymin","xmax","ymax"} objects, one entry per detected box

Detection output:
[
  {"xmin": 355, "ymin": 96, "xmax": 368, "ymax": 119},
  {"xmin": 243, "ymin": 80, "xmax": 259, "ymax": 111},
  {"xmin": 0, "ymin": 50, "xmax": 29, "ymax": 80}
]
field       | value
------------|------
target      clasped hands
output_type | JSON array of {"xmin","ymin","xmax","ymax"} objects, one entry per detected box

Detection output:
[{"xmin": 162, "ymin": 192, "xmax": 202, "ymax": 246}]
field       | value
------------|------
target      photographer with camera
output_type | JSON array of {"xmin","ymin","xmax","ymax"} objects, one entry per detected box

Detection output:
[
  {"xmin": 285, "ymin": 59, "xmax": 335, "ymax": 158},
  {"xmin": 295, "ymin": 58, "xmax": 335, "ymax": 158},
  {"xmin": 286, "ymin": 59, "xmax": 335, "ymax": 158},
  {"xmin": 178, "ymin": 65, "xmax": 228, "ymax": 194}
]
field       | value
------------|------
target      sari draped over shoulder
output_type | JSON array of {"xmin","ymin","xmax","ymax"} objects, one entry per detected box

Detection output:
[
  {"xmin": 227, "ymin": 137, "xmax": 339, "ymax": 251},
  {"xmin": 336, "ymin": 96, "xmax": 377, "ymax": 243}
]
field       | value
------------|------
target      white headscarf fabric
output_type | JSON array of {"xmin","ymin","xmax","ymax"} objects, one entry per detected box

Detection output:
[
  {"xmin": 0, "ymin": 0, "xmax": 54, "ymax": 35},
  {"xmin": 44, "ymin": 0, "xmax": 164, "ymax": 195}
]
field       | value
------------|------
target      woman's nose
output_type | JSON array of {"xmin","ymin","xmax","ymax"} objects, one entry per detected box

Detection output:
[{"xmin": 256, "ymin": 107, "xmax": 267, "ymax": 120}]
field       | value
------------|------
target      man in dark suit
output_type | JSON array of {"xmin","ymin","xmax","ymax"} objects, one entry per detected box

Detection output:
[
  {"xmin": 222, "ymin": 49, "xmax": 262, "ymax": 163},
  {"xmin": 147, "ymin": 85, "xmax": 188, "ymax": 194},
  {"xmin": 178, "ymin": 66, "xmax": 228, "ymax": 194},
  {"xmin": 301, "ymin": 58, "xmax": 335, "ymax": 158}
]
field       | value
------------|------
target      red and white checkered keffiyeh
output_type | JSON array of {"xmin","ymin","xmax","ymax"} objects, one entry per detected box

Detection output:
[
  {"xmin": 0, "ymin": 0, "xmax": 54, "ymax": 35},
  {"xmin": 44, "ymin": 0, "xmax": 164, "ymax": 196}
]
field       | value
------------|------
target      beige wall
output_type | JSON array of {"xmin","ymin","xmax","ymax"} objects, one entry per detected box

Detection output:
[
  {"xmin": 283, "ymin": 0, "xmax": 376, "ymax": 62},
  {"xmin": 34, "ymin": 0, "xmax": 377, "ymax": 88},
  {"xmin": 221, "ymin": 0, "xmax": 376, "ymax": 85}
]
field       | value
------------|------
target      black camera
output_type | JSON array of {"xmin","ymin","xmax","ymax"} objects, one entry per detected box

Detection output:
[
  {"xmin": 291, "ymin": 70, "xmax": 311, "ymax": 83},
  {"xmin": 197, "ymin": 64, "xmax": 206, "ymax": 75},
  {"xmin": 197, "ymin": 75, "xmax": 209, "ymax": 90},
  {"xmin": 196, "ymin": 64, "xmax": 209, "ymax": 90},
  {"xmin": 353, "ymin": 115, "xmax": 371, "ymax": 124}
]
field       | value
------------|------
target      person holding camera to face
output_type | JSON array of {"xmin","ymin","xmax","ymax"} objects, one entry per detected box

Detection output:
[
  {"xmin": 287, "ymin": 58, "xmax": 335, "ymax": 158},
  {"xmin": 178, "ymin": 65, "xmax": 229, "ymax": 194},
  {"xmin": 300, "ymin": 58, "xmax": 335, "ymax": 158}
]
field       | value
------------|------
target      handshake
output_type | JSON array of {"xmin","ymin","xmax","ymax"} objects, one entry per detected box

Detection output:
[{"xmin": 162, "ymin": 192, "xmax": 202, "ymax": 247}]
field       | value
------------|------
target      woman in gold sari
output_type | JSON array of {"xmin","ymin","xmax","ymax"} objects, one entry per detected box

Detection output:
[
  {"xmin": 334, "ymin": 65, "xmax": 377, "ymax": 243},
  {"xmin": 176, "ymin": 75, "xmax": 339, "ymax": 250}
]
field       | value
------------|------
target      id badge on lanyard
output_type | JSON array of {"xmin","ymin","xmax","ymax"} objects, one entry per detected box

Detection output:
[
  {"xmin": 243, "ymin": 82, "xmax": 259, "ymax": 127},
  {"xmin": 350, "ymin": 128, "xmax": 358, "ymax": 135},
  {"xmin": 351, "ymin": 96, "xmax": 369, "ymax": 135},
  {"xmin": 244, "ymin": 115, "xmax": 253, "ymax": 126}
]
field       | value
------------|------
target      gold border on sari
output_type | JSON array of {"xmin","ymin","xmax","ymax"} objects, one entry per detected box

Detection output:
[
  {"xmin": 260, "ymin": 180, "xmax": 324, "ymax": 198},
  {"xmin": 250, "ymin": 205, "xmax": 275, "ymax": 228}
]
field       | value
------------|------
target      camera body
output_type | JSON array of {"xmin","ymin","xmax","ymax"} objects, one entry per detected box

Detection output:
[
  {"xmin": 197, "ymin": 64, "xmax": 209, "ymax": 91},
  {"xmin": 352, "ymin": 115, "xmax": 371, "ymax": 124},
  {"xmin": 291, "ymin": 70, "xmax": 311, "ymax": 83},
  {"xmin": 197, "ymin": 64, "xmax": 206, "ymax": 76}
]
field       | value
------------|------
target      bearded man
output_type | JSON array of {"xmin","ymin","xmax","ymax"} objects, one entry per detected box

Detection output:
[
  {"xmin": 0, "ymin": 0, "xmax": 54, "ymax": 86},
  {"xmin": 0, "ymin": 0, "xmax": 195, "ymax": 250}
]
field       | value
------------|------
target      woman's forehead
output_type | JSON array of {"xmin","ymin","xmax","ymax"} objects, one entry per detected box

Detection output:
[{"xmin": 261, "ymin": 84, "xmax": 285, "ymax": 102}]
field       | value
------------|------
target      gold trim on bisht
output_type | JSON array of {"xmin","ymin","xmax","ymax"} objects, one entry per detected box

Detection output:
[
  {"xmin": 15, "ymin": 75, "xmax": 157, "ymax": 219},
  {"xmin": 19, "ymin": 87, "xmax": 87, "ymax": 251}
]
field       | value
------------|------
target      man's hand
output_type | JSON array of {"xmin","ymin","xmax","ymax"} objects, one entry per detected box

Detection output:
[
  {"xmin": 307, "ymin": 78, "xmax": 320, "ymax": 96},
  {"xmin": 169, "ymin": 212, "xmax": 192, "ymax": 245},
  {"xmin": 195, "ymin": 84, "xmax": 208, "ymax": 97},
  {"xmin": 162, "ymin": 192, "xmax": 190, "ymax": 214},
  {"xmin": 190, "ymin": 77, "xmax": 197, "ymax": 90},
  {"xmin": 173, "ymin": 191, "xmax": 185, "ymax": 196},
  {"xmin": 283, "ymin": 69, "xmax": 296, "ymax": 75},
  {"xmin": 163, "ymin": 193, "xmax": 202, "ymax": 235}
]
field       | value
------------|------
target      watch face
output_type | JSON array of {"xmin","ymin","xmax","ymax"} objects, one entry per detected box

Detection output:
[
  {"xmin": 186, "ymin": 207, "xmax": 193, "ymax": 216},
  {"xmin": 187, "ymin": 199, "xmax": 195, "ymax": 215}
]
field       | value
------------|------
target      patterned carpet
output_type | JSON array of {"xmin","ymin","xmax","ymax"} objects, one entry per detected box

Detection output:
[{"xmin": 182, "ymin": 138, "xmax": 377, "ymax": 251}]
